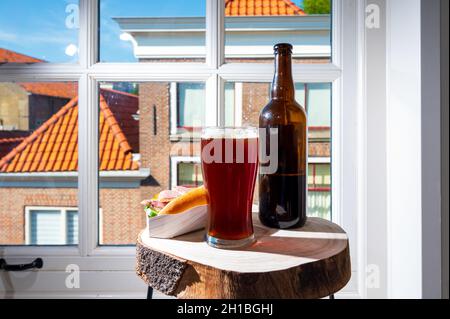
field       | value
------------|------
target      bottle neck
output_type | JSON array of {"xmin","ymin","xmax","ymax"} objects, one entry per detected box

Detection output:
[{"xmin": 271, "ymin": 52, "xmax": 295, "ymax": 101}]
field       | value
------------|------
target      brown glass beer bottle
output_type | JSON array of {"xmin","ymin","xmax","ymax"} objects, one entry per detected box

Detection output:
[{"xmin": 259, "ymin": 43, "xmax": 307, "ymax": 229}]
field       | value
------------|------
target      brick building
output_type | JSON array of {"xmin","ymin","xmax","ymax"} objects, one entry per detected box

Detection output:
[
  {"xmin": 1, "ymin": 0, "xmax": 331, "ymax": 246},
  {"xmin": 0, "ymin": 77, "xmax": 148, "ymax": 245}
]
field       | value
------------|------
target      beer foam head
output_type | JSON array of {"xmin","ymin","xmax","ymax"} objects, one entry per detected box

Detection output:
[{"xmin": 201, "ymin": 127, "xmax": 258, "ymax": 139}]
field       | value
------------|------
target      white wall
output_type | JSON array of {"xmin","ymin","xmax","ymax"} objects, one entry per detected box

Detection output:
[
  {"xmin": 365, "ymin": 0, "xmax": 388, "ymax": 299},
  {"xmin": 365, "ymin": 0, "xmax": 444, "ymax": 298},
  {"xmin": 385, "ymin": 0, "xmax": 423, "ymax": 299}
]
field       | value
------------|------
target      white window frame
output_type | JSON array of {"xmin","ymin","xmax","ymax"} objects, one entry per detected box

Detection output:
[
  {"xmin": 233, "ymin": 82, "xmax": 243, "ymax": 126},
  {"xmin": 0, "ymin": 0, "xmax": 366, "ymax": 298},
  {"xmin": 25, "ymin": 206, "xmax": 78, "ymax": 246},
  {"xmin": 169, "ymin": 82, "xmax": 178, "ymax": 136},
  {"xmin": 309, "ymin": 157, "xmax": 331, "ymax": 164}
]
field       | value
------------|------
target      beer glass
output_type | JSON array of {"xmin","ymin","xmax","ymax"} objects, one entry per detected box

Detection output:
[{"xmin": 201, "ymin": 127, "xmax": 258, "ymax": 249}]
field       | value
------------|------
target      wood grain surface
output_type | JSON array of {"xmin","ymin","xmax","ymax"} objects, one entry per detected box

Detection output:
[{"xmin": 136, "ymin": 216, "xmax": 351, "ymax": 299}]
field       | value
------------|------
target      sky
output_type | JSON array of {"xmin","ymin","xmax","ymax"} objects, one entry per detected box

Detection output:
[
  {"xmin": 0, "ymin": 0, "xmax": 79, "ymax": 62},
  {"xmin": 0, "ymin": 0, "xmax": 305, "ymax": 63}
]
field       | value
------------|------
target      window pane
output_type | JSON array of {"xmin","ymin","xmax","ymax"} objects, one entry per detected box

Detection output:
[
  {"xmin": 0, "ymin": 1, "xmax": 79, "ymax": 64},
  {"xmin": 309, "ymin": 163, "xmax": 331, "ymax": 187},
  {"xmin": 177, "ymin": 83, "xmax": 205, "ymax": 133},
  {"xmin": 296, "ymin": 83, "xmax": 331, "ymax": 127},
  {"xmin": 224, "ymin": 81, "xmax": 332, "ymax": 219},
  {"xmin": 308, "ymin": 163, "xmax": 331, "ymax": 219},
  {"xmin": 225, "ymin": 82, "xmax": 236, "ymax": 126},
  {"xmin": 308, "ymin": 189, "xmax": 331, "ymax": 219},
  {"xmin": 99, "ymin": 0, "xmax": 206, "ymax": 63},
  {"xmin": 98, "ymin": 82, "xmax": 203, "ymax": 245},
  {"xmin": 66, "ymin": 210, "xmax": 78, "ymax": 245},
  {"xmin": 177, "ymin": 162, "xmax": 203, "ymax": 187},
  {"xmin": 0, "ymin": 81, "xmax": 79, "ymax": 245},
  {"xmin": 224, "ymin": 0, "xmax": 331, "ymax": 64},
  {"xmin": 30, "ymin": 210, "xmax": 62, "ymax": 245}
]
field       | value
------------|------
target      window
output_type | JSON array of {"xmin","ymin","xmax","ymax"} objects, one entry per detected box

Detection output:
[
  {"xmin": 177, "ymin": 162, "xmax": 203, "ymax": 186},
  {"xmin": 295, "ymin": 83, "xmax": 331, "ymax": 128},
  {"xmin": 171, "ymin": 156, "xmax": 203, "ymax": 187},
  {"xmin": 97, "ymin": 82, "xmax": 148, "ymax": 245},
  {"xmin": 223, "ymin": 0, "xmax": 331, "ymax": 63},
  {"xmin": 172, "ymin": 82, "xmax": 206, "ymax": 135},
  {"xmin": 223, "ymin": 81, "xmax": 332, "ymax": 217},
  {"xmin": 0, "ymin": 0, "xmax": 362, "ymax": 298},
  {"xmin": 308, "ymin": 162, "xmax": 331, "ymax": 220},
  {"xmin": 99, "ymin": 0, "xmax": 207, "ymax": 62},
  {"xmin": 66, "ymin": 210, "xmax": 78, "ymax": 245},
  {"xmin": 225, "ymin": 82, "xmax": 239, "ymax": 126},
  {"xmin": 25, "ymin": 207, "xmax": 78, "ymax": 245},
  {"xmin": 170, "ymin": 82, "xmax": 236, "ymax": 135},
  {"xmin": 0, "ymin": 81, "xmax": 79, "ymax": 246}
]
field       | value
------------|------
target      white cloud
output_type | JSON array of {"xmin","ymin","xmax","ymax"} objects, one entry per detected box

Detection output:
[
  {"xmin": 0, "ymin": 30, "xmax": 19, "ymax": 43},
  {"xmin": 65, "ymin": 44, "xmax": 78, "ymax": 56}
]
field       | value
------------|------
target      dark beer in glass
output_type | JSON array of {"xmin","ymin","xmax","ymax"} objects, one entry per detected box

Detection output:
[{"xmin": 201, "ymin": 127, "xmax": 258, "ymax": 249}]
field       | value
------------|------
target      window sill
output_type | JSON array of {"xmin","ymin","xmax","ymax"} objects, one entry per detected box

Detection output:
[{"xmin": 169, "ymin": 133, "xmax": 201, "ymax": 142}]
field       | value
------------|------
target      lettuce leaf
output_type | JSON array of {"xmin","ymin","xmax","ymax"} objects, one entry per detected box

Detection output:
[{"xmin": 144, "ymin": 206, "xmax": 159, "ymax": 218}]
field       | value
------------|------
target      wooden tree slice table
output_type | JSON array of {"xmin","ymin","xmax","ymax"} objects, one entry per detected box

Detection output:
[{"xmin": 136, "ymin": 216, "xmax": 351, "ymax": 299}]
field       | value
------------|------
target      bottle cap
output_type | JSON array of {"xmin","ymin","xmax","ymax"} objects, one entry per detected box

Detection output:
[{"xmin": 274, "ymin": 43, "xmax": 293, "ymax": 54}]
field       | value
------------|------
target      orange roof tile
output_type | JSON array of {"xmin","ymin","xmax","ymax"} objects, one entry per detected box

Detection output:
[
  {"xmin": 225, "ymin": 0, "xmax": 306, "ymax": 16},
  {"xmin": 0, "ymin": 137, "xmax": 25, "ymax": 143},
  {"xmin": 0, "ymin": 92, "xmax": 140, "ymax": 173},
  {"xmin": 18, "ymin": 82, "xmax": 77, "ymax": 99},
  {"xmin": 0, "ymin": 48, "xmax": 45, "ymax": 64}
]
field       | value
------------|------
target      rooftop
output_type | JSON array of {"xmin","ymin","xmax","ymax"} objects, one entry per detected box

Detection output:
[
  {"xmin": 0, "ymin": 48, "xmax": 45, "ymax": 64},
  {"xmin": 18, "ymin": 82, "xmax": 77, "ymax": 99},
  {"xmin": 225, "ymin": 0, "xmax": 306, "ymax": 16},
  {"xmin": 0, "ymin": 89, "xmax": 140, "ymax": 173}
]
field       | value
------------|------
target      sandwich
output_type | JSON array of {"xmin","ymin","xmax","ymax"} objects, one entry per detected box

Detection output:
[{"xmin": 141, "ymin": 186, "xmax": 208, "ymax": 218}]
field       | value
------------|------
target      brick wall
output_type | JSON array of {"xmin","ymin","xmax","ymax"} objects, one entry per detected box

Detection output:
[
  {"xmin": 139, "ymin": 81, "xmax": 171, "ymax": 209},
  {"xmin": 139, "ymin": 82, "xmax": 200, "ymax": 183},
  {"xmin": 241, "ymin": 82, "xmax": 270, "ymax": 126},
  {"xmin": 140, "ymin": 82, "xmax": 170, "ymax": 187},
  {"xmin": 0, "ymin": 188, "xmax": 78, "ymax": 244},
  {"xmin": 137, "ymin": 81, "xmax": 271, "ymax": 206},
  {"xmin": 0, "ymin": 187, "xmax": 146, "ymax": 245},
  {"xmin": 138, "ymin": 80, "xmax": 271, "ymax": 183},
  {"xmin": 100, "ymin": 188, "xmax": 145, "ymax": 245}
]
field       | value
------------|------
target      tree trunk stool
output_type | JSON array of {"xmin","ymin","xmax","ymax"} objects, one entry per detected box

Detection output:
[{"xmin": 136, "ymin": 217, "xmax": 351, "ymax": 299}]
